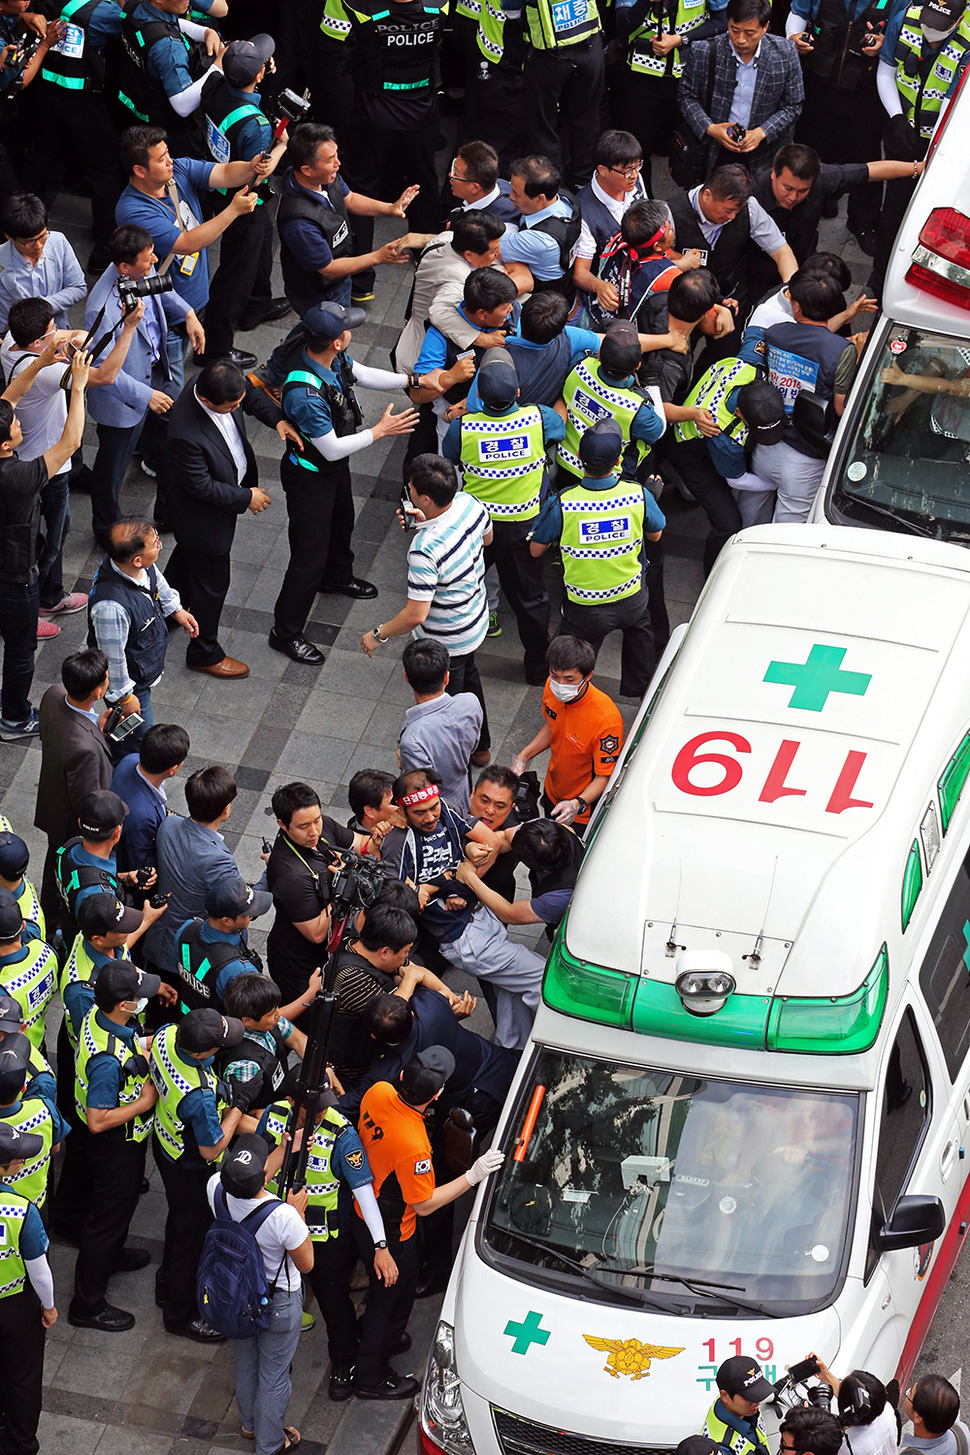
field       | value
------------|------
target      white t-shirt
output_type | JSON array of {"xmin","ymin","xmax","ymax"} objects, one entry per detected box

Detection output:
[
  {"xmin": 206, "ymin": 1174, "xmax": 307, "ymax": 1293},
  {"xmin": 0, "ymin": 339, "xmax": 69, "ymax": 474},
  {"xmin": 839, "ymin": 1405, "xmax": 899, "ymax": 1455}
]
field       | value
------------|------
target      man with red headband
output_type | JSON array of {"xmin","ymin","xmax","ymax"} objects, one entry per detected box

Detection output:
[
  {"xmin": 585, "ymin": 199, "xmax": 701, "ymax": 331},
  {"xmin": 380, "ymin": 769, "xmax": 545, "ymax": 1050}
]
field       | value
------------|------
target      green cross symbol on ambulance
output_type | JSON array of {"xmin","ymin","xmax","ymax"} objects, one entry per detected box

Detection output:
[{"xmin": 763, "ymin": 644, "xmax": 872, "ymax": 711}]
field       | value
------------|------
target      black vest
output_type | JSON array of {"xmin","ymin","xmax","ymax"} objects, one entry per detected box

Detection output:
[
  {"xmin": 55, "ymin": 839, "xmax": 120, "ymax": 921},
  {"xmin": 277, "ymin": 175, "xmax": 353, "ymax": 310},
  {"xmin": 330, "ymin": 950, "xmax": 399, "ymax": 1070},
  {"xmin": 575, "ymin": 182, "xmax": 622, "ymax": 271},
  {"xmin": 507, "ymin": 332, "xmax": 575, "ymax": 406},
  {"xmin": 805, "ymin": 0, "xmax": 889, "ymax": 89},
  {"xmin": 87, "ymin": 557, "xmax": 169, "ymax": 694},
  {"xmin": 175, "ymin": 919, "xmax": 263, "ymax": 1014},
  {"xmin": 281, "ymin": 353, "xmax": 364, "ymax": 471},
  {"xmin": 219, "ymin": 1026, "xmax": 290, "ymax": 1106},
  {"xmin": 41, "ymin": 0, "xmax": 104, "ymax": 91},
  {"xmin": 667, "ymin": 188, "xmax": 751, "ymax": 295},
  {"xmin": 115, "ymin": 0, "xmax": 200, "ymax": 122},
  {"xmin": 449, "ymin": 181, "xmax": 520, "ymax": 227},
  {"xmin": 352, "ymin": 0, "xmax": 442, "ymax": 95}
]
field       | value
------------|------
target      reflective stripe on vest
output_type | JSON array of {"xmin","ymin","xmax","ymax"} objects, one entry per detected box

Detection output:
[
  {"xmin": 558, "ymin": 357, "xmax": 650, "ymax": 478},
  {"xmin": 1, "ymin": 942, "xmax": 56, "ymax": 1050},
  {"xmin": 895, "ymin": 7, "xmax": 970, "ymax": 138},
  {"xmin": 150, "ymin": 1021, "xmax": 223, "ymax": 1161},
  {"xmin": 75, "ymin": 1009, "xmax": 153, "ymax": 1142},
  {"xmin": 525, "ymin": 0, "xmax": 600, "ymax": 48},
  {"xmin": 559, "ymin": 480, "xmax": 645, "ymax": 603},
  {"xmin": 40, "ymin": 0, "xmax": 99, "ymax": 87},
  {"xmin": 458, "ymin": 406, "xmax": 546, "ymax": 518},
  {"xmin": 627, "ymin": 0, "xmax": 707, "ymax": 76},
  {"xmin": 0, "ymin": 1196, "xmax": 28, "ymax": 1298},
  {"xmin": 321, "ymin": 0, "xmax": 353, "ymax": 37},
  {"xmin": 674, "ymin": 356, "xmax": 757, "ymax": 444},
  {"xmin": 14, "ymin": 880, "xmax": 44, "ymax": 943},
  {"xmin": 60, "ymin": 938, "xmax": 129, "ymax": 1049},
  {"xmin": 0, "ymin": 1102, "xmax": 55, "ymax": 1208},
  {"xmin": 477, "ymin": 0, "xmax": 504, "ymax": 58},
  {"xmin": 264, "ymin": 1104, "xmax": 350, "ymax": 1239}
]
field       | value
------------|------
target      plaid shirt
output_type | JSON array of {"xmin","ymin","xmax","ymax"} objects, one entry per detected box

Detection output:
[{"xmin": 679, "ymin": 31, "xmax": 804, "ymax": 172}]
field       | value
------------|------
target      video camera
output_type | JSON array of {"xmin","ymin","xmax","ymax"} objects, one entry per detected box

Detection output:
[
  {"xmin": 118, "ymin": 274, "xmax": 174, "ymax": 312},
  {"xmin": 318, "ymin": 842, "xmax": 389, "ymax": 913},
  {"xmin": 270, "ymin": 87, "xmax": 310, "ymax": 143}
]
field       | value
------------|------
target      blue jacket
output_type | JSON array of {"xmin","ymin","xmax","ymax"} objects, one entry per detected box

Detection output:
[
  {"xmin": 84, "ymin": 264, "xmax": 190, "ymax": 429},
  {"xmin": 111, "ymin": 755, "xmax": 167, "ymax": 873}
]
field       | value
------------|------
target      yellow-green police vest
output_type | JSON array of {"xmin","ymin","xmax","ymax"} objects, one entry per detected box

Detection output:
[
  {"xmin": 0, "ymin": 941, "xmax": 56, "ymax": 1051},
  {"xmin": 477, "ymin": 0, "xmax": 505, "ymax": 59},
  {"xmin": 320, "ymin": 0, "xmax": 352, "ymax": 41},
  {"xmin": 525, "ymin": 0, "xmax": 600, "ymax": 48},
  {"xmin": 458, "ymin": 406, "xmax": 546, "ymax": 520},
  {"xmin": 557, "ymin": 357, "xmax": 652, "ymax": 480},
  {"xmin": 150, "ymin": 1022, "xmax": 225, "ymax": 1162},
  {"xmin": 559, "ymin": 477, "xmax": 646, "ymax": 604},
  {"xmin": 59, "ymin": 938, "xmax": 129, "ymax": 1051},
  {"xmin": 75, "ymin": 1009, "xmax": 153, "ymax": 1143},
  {"xmin": 14, "ymin": 880, "xmax": 44, "ymax": 944},
  {"xmin": 894, "ymin": 5, "xmax": 970, "ymax": 140},
  {"xmin": 263, "ymin": 1103, "xmax": 351, "ymax": 1241},
  {"xmin": 626, "ymin": 0, "xmax": 708, "ymax": 77},
  {"xmin": 0, "ymin": 1102, "xmax": 55, "ymax": 1209},
  {"xmin": 674, "ymin": 356, "xmax": 757, "ymax": 444},
  {"xmin": 702, "ymin": 1403, "xmax": 772, "ymax": 1455},
  {"xmin": 0, "ymin": 1191, "xmax": 30, "ymax": 1298}
]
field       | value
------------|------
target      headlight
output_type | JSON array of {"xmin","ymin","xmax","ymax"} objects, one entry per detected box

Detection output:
[{"xmin": 419, "ymin": 1320, "xmax": 474, "ymax": 1455}]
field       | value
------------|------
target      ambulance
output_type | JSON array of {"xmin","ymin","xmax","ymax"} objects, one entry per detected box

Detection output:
[
  {"xmin": 811, "ymin": 74, "xmax": 970, "ymax": 540},
  {"xmin": 419, "ymin": 524, "xmax": 970, "ymax": 1455}
]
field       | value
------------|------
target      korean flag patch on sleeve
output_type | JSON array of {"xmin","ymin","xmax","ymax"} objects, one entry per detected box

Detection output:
[{"xmin": 414, "ymin": 1157, "xmax": 432, "ymax": 1175}]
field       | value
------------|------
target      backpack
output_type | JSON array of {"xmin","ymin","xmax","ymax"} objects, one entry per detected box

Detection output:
[{"xmin": 197, "ymin": 1184, "xmax": 284, "ymax": 1338}]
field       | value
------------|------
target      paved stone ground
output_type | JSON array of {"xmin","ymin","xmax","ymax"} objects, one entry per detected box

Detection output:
[{"xmin": 0, "ymin": 159, "xmax": 868, "ymax": 1455}]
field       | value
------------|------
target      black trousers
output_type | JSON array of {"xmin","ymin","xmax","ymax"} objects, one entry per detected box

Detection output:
[
  {"xmin": 560, "ymin": 586, "xmax": 656, "ymax": 698},
  {"xmin": 304, "ymin": 1229, "xmax": 358, "ymax": 1368},
  {"xmin": 669, "ymin": 437, "xmax": 743, "ymax": 575},
  {"xmin": 446, "ymin": 648, "xmax": 491, "ymax": 752},
  {"xmin": 274, "ymin": 454, "xmax": 356, "ymax": 640},
  {"xmin": 795, "ymin": 74, "xmax": 884, "ymax": 237},
  {"xmin": 352, "ymin": 1218, "xmax": 420, "ymax": 1387},
  {"xmin": 204, "ymin": 202, "xmax": 275, "ymax": 358},
  {"xmin": 71, "ymin": 1132, "xmax": 146, "ymax": 1317},
  {"xmin": 24, "ymin": 84, "xmax": 123, "ymax": 267},
  {"xmin": 527, "ymin": 34, "xmax": 605, "ymax": 187},
  {"xmin": 610, "ymin": 67, "xmax": 679, "ymax": 178},
  {"xmin": 51, "ymin": 1020, "xmax": 91, "ymax": 1240},
  {"xmin": 153, "ymin": 1139, "xmax": 213, "ymax": 1326},
  {"xmin": 340, "ymin": 107, "xmax": 442, "ymax": 296},
  {"xmin": 465, "ymin": 64, "xmax": 528, "ymax": 178},
  {"xmin": 165, "ymin": 545, "xmax": 231, "ymax": 666},
  {"xmin": 486, "ymin": 518, "xmax": 550, "ymax": 679},
  {"xmin": 0, "ymin": 1286, "xmax": 45, "ymax": 1455}
]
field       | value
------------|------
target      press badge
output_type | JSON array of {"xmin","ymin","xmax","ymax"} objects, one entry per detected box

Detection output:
[{"xmin": 178, "ymin": 252, "xmax": 199, "ymax": 276}]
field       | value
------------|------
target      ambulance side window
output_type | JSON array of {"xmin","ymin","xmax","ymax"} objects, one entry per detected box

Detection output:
[
  {"xmin": 866, "ymin": 1010, "xmax": 930, "ymax": 1279},
  {"xmin": 918, "ymin": 856, "xmax": 970, "ymax": 1081}
]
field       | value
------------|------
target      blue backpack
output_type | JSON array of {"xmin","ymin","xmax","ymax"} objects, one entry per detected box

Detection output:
[{"xmin": 197, "ymin": 1185, "xmax": 284, "ymax": 1339}]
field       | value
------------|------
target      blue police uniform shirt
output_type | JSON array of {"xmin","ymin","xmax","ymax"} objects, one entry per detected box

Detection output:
[
  {"xmin": 85, "ymin": 1010, "xmax": 142, "ymax": 1109},
  {"xmin": 465, "ymin": 325, "xmax": 603, "ymax": 413},
  {"xmin": 0, "ymin": 1095, "xmax": 70, "ymax": 1146},
  {"xmin": 531, "ymin": 472, "xmax": 666, "ymax": 545},
  {"xmin": 86, "ymin": 0, "xmax": 124, "ymax": 45},
  {"xmin": 173, "ymin": 918, "xmax": 253, "ymax": 1002},
  {"xmin": 63, "ymin": 942, "xmax": 126, "ymax": 1039},
  {"xmin": 501, "ymin": 198, "xmax": 575, "ymax": 280},
  {"xmin": 222, "ymin": 82, "xmax": 272, "ymax": 160},
  {"xmin": 441, "ymin": 401, "xmax": 566, "ymax": 463},
  {"xmin": 19, "ymin": 1201, "xmax": 49, "ymax": 1258},
  {"xmin": 127, "ymin": 0, "xmax": 215, "ymax": 97},
  {"xmin": 705, "ymin": 385, "xmax": 748, "ymax": 477},
  {"xmin": 283, "ymin": 348, "xmax": 350, "ymax": 440},
  {"xmin": 116, "ymin": 158, "xmax": 215, "ymax": 312},
  {"xmin": 413, "ymin": 303, "xmax": 520, "ymax": 377},
  {"xmin": 881, "ymin": 1, "xmax": 968, "ymax": 69},
  {"xmin": 24, "ymin": 1068, "xmax": 58, "ymax": 1117},
  {"xmin": 60, "ymin": 841, "xmax": 119, "ymax": 916},
  {"xmin": 9, "ymin": 881, "xmax": 42, "ymax": 945}
]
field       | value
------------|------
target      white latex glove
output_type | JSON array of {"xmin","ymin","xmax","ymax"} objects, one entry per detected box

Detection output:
[{"xmin": 466, "ymin": 1148, "xmax": 504, "ymax": 1186}]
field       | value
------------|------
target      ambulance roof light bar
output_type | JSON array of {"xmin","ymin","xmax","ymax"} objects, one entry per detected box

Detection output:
[{"xmin": 906, "ymin": 207, "xmax": 970, "ymax": 310}]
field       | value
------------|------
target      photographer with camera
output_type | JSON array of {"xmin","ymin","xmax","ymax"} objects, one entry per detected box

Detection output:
[
  {"xmin": 85, "ymin": 224, "xmax": 201, "ymax": 545},
  {"xmin": 800, "ymin": 1360, "xmax": 899, "ymax": 1455}
]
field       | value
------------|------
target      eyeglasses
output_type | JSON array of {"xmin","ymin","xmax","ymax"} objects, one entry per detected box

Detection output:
[
  {"xmin": 15, "ymin": 229, "xmax": 48, "ymax": 247},
  {"xmin": 609, "ymin": 164, "xmax": 642, "ymax": 181},
  {"xmin": 449, "ymin": 163, "xmax": 470, "ymax": 181}
]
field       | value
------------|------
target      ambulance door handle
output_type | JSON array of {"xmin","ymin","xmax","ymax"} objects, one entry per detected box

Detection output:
[{"xmin": 941, "ymin": 1140, "xmax": 957, "ymax": 1182}]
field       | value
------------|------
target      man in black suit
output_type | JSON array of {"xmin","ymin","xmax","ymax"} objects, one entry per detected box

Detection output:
[
  {"xmin": 34, "ymin": 649, "xmax": 114, "ymax": 933},
  {"xmin": 164, "ymin": 360, "xmax": 299, "ymax": 681}
]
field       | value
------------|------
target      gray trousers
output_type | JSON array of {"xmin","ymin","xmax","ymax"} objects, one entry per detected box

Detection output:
[
  {"xmin": 442, "ymin": 904, "xmax": 545, "ymax": 1049},
  {"xmin": 752, "ymin": 441, "xmax": 826, "ymax": 524},
  {"xmin": 232, "ymin": 1284, "xmax": 303, "ymax": 1455}
]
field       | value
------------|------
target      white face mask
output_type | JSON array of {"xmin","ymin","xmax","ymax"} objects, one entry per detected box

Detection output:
[
  {"xmin": 549, "ymin": 678, "xmax": 583, "ymax": 703},
  {"xmin": 129, "ymin": 997, "xmax": 149, "ymax": 1014}
]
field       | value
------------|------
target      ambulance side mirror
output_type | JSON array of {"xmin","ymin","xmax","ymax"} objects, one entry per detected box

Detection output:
[
  {"xmin": 876, "ymin": 1194, "xmax": 945, "ymax": 1252},
  {"xmin": 792, "ymin": 390, "xmax": 833, "ymax": 457}
]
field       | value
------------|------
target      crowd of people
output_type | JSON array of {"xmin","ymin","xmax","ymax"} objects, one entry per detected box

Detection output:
[{"xmin": 0, "ymin": 0, "xmax": 963, "ymax": 1442}]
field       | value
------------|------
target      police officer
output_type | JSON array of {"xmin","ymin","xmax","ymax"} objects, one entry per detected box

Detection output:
[
  {"xmin": 702, "ymin": 1355, "xmax": 775, "ymax": 1455},
  {"xmin": 0, "ymin": 1034, "xmax": 68, "ymax": 1216},
  {"xmin": 200, "ymin": 35, "xmax": 291, "ymax": 358},
  {"xmin": 0, "ymin": 1119, "xmax": 57, "ymax": 1455},
  {"xmin": 530, "ymin": 420, "xmax": 666, "ymax": 700},
  {"xmin": 55, "ymin": 790, "xmax": 141, "ymax": 943},
  {"xmin": 669, "ymin": 359, "xmax": 785, "ymax": 566},
  {"xmin": 871, "ymin": 0, "xmax": 970, "ymax": 294},
  {"xmin": 613, "ymin": 0, "xmax": 719, "ymax": 171},
  {"xmin": 271, "ymin": 302, "xmax": 417, "ymax": 666},
  {"xmin": 113, "ymin": 0, "xmax": 221, "ymax": 152},
  {"xmin": 556, "ymin": 321, "xmax": 667, "ymax": 483},
  {"xmin": 69, "ymin": 961, "xmax": 161, "ymax": 1332},
  {"xmin": 261, "ymin": 1088, "xmax": 397, "ymax": 1402},
  {"xmin": 0, "ymin": 891, "xmax": 57, "ymax": 1052},
  {"xmin": 0, "ymin": 995, "xmax": 57, "ymax": 1113},
  {"xmin": 149, "ymin": 1006, "xmax": 246, "ymax": 1341},
  {"xmin": 0, "ymin": 832, "xmax": 45, "ymax": 945},
  {"xmin": 173, "ymin": 876, "xmax": 273, "ymax": 1015}
]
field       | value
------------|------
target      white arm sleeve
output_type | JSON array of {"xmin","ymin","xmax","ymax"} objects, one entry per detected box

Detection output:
[
  {"xmin": 168, "ymin": 68, "xmax": 218, "ymax": 117},
  {"xmin": 353, "ymin": 363, "xmax": 408, "ymax": 390},
  {"xmin": 309, "ymin": 429, "xmax": 375, "ymax": 461},
  {"xmin": 878, "ymin": 59, "xmax": 903, "ymax": 117},
  {"xmin": 25, "ymin": 1255, "xmax": 54, "ymax": 1309},
  {"xmin": 178, "ymin": 18, "xmax": 208, "ymax": 39},
  {"xmin": 353, "ymin": 1182, "xmax": 387, "ymax": 1245},
  {"xmin": 786, "ymin": 10, "xmax": 804, "ymax": 35}
]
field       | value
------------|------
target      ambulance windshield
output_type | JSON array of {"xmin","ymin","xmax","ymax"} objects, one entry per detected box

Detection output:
[
  {"xmin": 485, "ymin": 1052, "xmax": 860, "ymax": 1315},
  {"xmin": 831, "ymin": 325, "xmax": 970, "ymax": 542}
]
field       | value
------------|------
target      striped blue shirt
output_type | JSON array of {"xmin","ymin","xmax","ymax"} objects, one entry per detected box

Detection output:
[{"xmin": 407, "ymin": 492, "xmax": 491, "ymax": 657}]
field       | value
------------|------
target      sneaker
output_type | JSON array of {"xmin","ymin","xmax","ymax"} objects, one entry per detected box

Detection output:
[
  {"xmin": 486, "ymin": 609, "xmax": 502, "ymax": 638},
  {"xmin": 301, "ymin": 1310, "xmax": 316, "ymax": 1332},
  {"xmin": 39, "ymin": 593, "xmax": 88, "ymax": 618},
  {"xmin": 0, "ymin": 709, "xmax": 40, "ymax": 741},
  {"xmin": 351, "ymin": 290, "xmax": 375, "ymax": 304},
  {"xmin": 37, "ymin": 618, "xmax": 60, "ymax": 639},
  {"xmin": 247, "ymin": 366, "xmax": 281, "ymax": 405},
  {"xmin": 140, "ymin": 459, "xmax": 157, "ymax": 479}
]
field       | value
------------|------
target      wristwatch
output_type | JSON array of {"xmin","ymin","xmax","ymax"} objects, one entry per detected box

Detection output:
[
  {"xmin": 575, "ymin": 796, "xmax": 589, "ymax": 817},
  {"xmin": 372, "ymin": 624, "xmax": 389, "ymax": 644},
  {"xmin": 374, "ymin": 1239, "xmax": 388, "ymax": 1250}
]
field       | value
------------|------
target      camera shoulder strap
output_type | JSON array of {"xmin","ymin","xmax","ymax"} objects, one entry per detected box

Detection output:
[{"xmin": 155, "ymin": 179, "xmax": 182, "ymax": 276}]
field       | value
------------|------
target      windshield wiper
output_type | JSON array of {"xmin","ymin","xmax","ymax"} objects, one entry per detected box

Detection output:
[
  {"xmin": 841, "ymin": 489, "xmax": 935, "ymax": 537},
  {"xmin": 592, "ymin": 1262, "xmax": 779, "ymax": 1318},
  {"xmin": 493, "ymin": 1226, "xmax": 681, "ymax": 1310}
]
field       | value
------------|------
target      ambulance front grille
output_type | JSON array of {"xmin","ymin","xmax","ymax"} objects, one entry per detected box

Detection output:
[{"xmin": 492, "ymin": 1407, "xmax": 672, "ymax": 1455}]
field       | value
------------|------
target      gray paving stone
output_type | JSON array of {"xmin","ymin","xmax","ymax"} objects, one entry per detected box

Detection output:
[
  {"xmin": 38, "ymin": 1411, "xmax": 106, "ymax": 1455},
  {"xmin": 295, "ymin": 691, "xmax": 380, "ymax": 743},
  {"xmin": 274, "ymin": 731, "xmax": 358, "ymax": 785}
]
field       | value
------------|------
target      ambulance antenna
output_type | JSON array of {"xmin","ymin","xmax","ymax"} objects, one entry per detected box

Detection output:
[
  {"xmin": 744, "ymin": 856, "xmax": 779, "ymax": 970},
  {"xmin": 665, "ymin": 861, "xmax": 685, "ymax": 958}
]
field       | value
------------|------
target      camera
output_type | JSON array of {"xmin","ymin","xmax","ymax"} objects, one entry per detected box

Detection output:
[
  {"xmin": 117, "ymin": 274, "xmax": 174, "ymax": 310},
  {"xmin": 330, "ymin": 850, "xmax": 389, "ymax": 911},
  {"xmin": 808, "ymin": 1384, "xmax": 834, "ymax": 1414},
  {"xmin": 269, "ymin": 87, "xmax": 311, "ymax": 144},
  {"xmin": 728, "ymin": 122, "xmax": 747, "ymax": 144}
]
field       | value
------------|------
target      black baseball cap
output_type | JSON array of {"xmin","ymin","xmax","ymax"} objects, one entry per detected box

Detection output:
[
  {"xmin": 77, "ymin": 892, "xmax": 143, "ymax": 939},
  {"xmin": 921, "ymin": 0, "xmax": 963, "ymax": 35},
  {"xmin": 177, "ymin": 1008, "xmax": 246, "ymax": 1053},
  {"xmin": 477, "ymin": 347, "xmax": 519, "ymax": 409},
  {"xmin": 78, "ymin": 790, "xmax": 129, "ymax": 836},
  {"xmin": 400, "ymin": 1045, "xmax": 455, "ymax": 1104},
  {"xmin": 304, "ymin": 301, "xmax": 366, "ymax": 343},
  {"xmin": 717, "ymin": 1356, "xmax": 775, "ymax": 1402},
  {"xmin": 0, "ymin": 832, "xmax": 29, "ymax": 880},
  {"xmin": 677, "ymin": 1438, "xmax": 720, "ymax": 1455},
  {"xmin": 0, "ymin": 889, "xmax": 23, "ymax": 941},
  {"xmin": 0, "ymin": 994, "xmax": 23, "ymax": 1034},
  {"xmin": 578, "ymin": 419, "xmax": 624, "ymax": 471},
  {"xmin": 221, "ymin": 1132, "xmax": 271, "ymax": 1196},
  {"xmin": 94, "ymin": 962, "xmax": 161, "ymax": 1010},
  {"xmin": 222, "ymin": 33, "xmax": 274, "ymax": 86},
  {"xmin": 0, "ymin": 1116, "xmax": 42, "ymax": 1166},
  {"xmin": 0, "ymin": 1034, "xmax": 32, "ymax": 1104},
  {"xmin": 205, "ymin": 877, "xmax": 273, "ymax": 920},
  {"xmin": 599, "ymin": 322, "xmax": 642, "ymax": 379}
]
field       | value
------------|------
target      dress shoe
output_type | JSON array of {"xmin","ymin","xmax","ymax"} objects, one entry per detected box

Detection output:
[
  {"xmin": 415, "ymin": 1265, "xmax": 451, "ymax": 1299},
  {"xmin": 114, "ymin": 1245, "xmax": 151, "ymax": 1272},
  {"xmin": 164, "ymin": 1317, "xmax": 226, "ymax": 1343},
  {"xmin": 187, "ymin": 656, "xmax": 250, "ymax": 679},
  {"xmin": 470, "ymin": 750, "xmax": 491, "ymax": 769},
  {"xmin": 268, "ymin": 630, "xmax": 325, "ymax": 665},
  {"xmin": 353, "ymin": 1372, "xmax": 420, "ymax": 1401},
  {"xmin": 193, "ymin": 347, "xmax": 258, "ymax": 370},
  {"xmin": 239, "ymin": 298, "xmax": 292, "ymax": 330},
  {"xmin": 69, "ymin": 1303, "xmax": 135, "ymax": 1332},
  {"xmin": 850, "ymin": 227, "xmax": 877, "ymax": 257},
  {"xmin": 329, "ymin": 1364, "xmax": 355, "ymax": 1401},
  {"xmin": 318, "ymin": 577, "xmax": 378, "ymax": 600}
]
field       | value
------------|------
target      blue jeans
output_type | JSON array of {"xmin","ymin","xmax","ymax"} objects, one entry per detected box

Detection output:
[
  {"xmin": 232, "ymin": 1284, "xmax": 303, "ymax": 1455},
  {"xmin": 0, "ymin": 576, "xmax": 39, "ymax": 725},
  {"xmin": 37, "ymin": 470, "xmax": 71, "ymax": 608}
]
